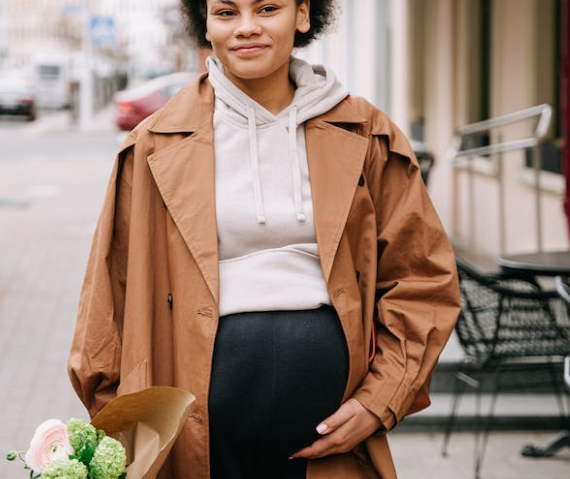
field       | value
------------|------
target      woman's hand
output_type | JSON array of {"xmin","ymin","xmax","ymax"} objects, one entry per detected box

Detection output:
[{"xmin": 289, "ymin": 398, "xmax": 382, "ymax": 460}]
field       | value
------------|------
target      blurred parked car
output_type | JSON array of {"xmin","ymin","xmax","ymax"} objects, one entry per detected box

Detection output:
[
  {"xmin": 0, "ymin": 71, "xmax": 37, "ymax": 121},
  {"xmin": 114, "ymin": 72, "xmax": 197, "ymax": 131}
]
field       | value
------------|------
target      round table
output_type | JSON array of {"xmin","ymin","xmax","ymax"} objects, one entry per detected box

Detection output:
[
  {"xmin": 498, "ymin": 250, "xmax": 570, "ymax": 458},
  {"xmin": 498, "ymin": 251, "xmax": 570, "ymax": 277}
]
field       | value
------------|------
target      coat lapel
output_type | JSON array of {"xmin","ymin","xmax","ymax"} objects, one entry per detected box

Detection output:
[
  {"xmin": 143, "ymin": 73, "xmax": 372, "ymax": 299},
  {"xmin": 305, "ymin": 102, "xmax": 370, "ymax": 282},
  {"xmin": 146, "ymin": 76, "xmax": 219, "ymax": 303},
  {"xmin": 147, "ymin": 129, "xmax": 219, "ymax": 303}
]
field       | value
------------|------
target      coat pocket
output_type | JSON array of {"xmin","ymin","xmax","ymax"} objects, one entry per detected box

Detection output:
[{"xmin": 117, "ymin": 360, "xmax": 148, "ymax": 396}]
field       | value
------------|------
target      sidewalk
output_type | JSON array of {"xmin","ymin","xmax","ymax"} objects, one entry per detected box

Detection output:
[
  {"xmin": 389, "ymin": 429, "xmax": 570, "ymax": 479},
  {"xmin": 0, "ymin": 108, "xmax": 116, "ymax": 478},
  {"xmin": 28, "ymin": 104, "xmax": 118, "ymax": 136},
  {"xmin": 0, "ymin": 109, "xmax": 569, "ymax": 479}
]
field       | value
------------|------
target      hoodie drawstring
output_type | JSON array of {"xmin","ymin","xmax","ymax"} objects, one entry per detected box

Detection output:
[
  {"xmin": 207, "ymin": 55, "xmax": 348, "ymax": 225},
  {"xmin": 247, "ymin": 105, "xmax": 305, "ymax": 224},
  {"xmin": 289, "ymin": 107, "xmax": 306, "ymax": 222},
  {"xmin": 247, "ymin": 105, "xmax": 266, "ymax": 224}
]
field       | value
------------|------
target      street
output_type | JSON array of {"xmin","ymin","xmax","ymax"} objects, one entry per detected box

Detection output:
[
  {"xmin": 0, "ymin": 109, "xmax": 569, "ymax": 479},
  {"xmin": 0, "ymin": 108, "xmax": 118, "ymax": 478}
]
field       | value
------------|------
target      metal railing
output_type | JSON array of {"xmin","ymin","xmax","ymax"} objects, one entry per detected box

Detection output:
[{"xmin": 448, "ymin": 104, "xmax": 553, "ymax": 254}]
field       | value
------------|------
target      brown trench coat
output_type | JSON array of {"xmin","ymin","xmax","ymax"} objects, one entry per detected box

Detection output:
[{"xmin": 68, "ymin": 73, "xmax": 460, "ymax": 479}]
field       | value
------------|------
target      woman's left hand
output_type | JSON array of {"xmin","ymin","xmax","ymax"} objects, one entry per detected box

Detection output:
[{"xmin": 289, "ymin": 398, "xmax": 382, "ymax": 460}]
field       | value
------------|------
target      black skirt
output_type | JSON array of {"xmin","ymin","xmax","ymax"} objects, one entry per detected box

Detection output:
[{"xmin": 208, "ymin": 305, "xmax": 349, "ymax": 479}]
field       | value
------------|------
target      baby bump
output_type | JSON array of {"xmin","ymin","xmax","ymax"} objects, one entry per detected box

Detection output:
[{"xmin": 208, "ymin": 306, "xmax": 349, "ymax": 462}]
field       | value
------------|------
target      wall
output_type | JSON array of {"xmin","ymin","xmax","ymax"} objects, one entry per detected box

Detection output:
[
  {"xmin": 451, "ymin": 0, "xmax": 567, "ymax": 256},
  {"xmin": 422, "ymin": 0, "xmax": 456, "ymax": 234},
  {"xmin": 297, "ymin": 0, "xmax": 392, "ymax": 115}
]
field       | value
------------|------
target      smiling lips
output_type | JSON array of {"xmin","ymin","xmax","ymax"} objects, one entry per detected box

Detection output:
[{"xmin": 231, "ymin": 43, "xmax": 269, "ymax": 54}]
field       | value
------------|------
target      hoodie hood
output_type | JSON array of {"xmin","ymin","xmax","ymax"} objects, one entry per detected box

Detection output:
[{"xmin": 207, "ymin": 55, "xmax": 348, "ymax": 223}]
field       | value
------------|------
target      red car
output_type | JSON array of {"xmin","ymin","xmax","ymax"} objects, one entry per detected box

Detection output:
[{"xmin": 114, "ymin": 72, "xmax": 196, "ymax": 131}]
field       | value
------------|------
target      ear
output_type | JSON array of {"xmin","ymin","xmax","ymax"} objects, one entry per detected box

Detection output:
[
  {"xmin": 205, "ymin": 31, "xmax": 211, "ymax": 42},
  {"xmin": 296, "ymin": 0, "xmax": 310, "ymax": 34}
]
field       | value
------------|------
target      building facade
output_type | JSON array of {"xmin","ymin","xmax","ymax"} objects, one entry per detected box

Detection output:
[
  {"xmin": 0, "ymin": 0, "xmax": 194, "ymax": 75},
  {"xmin": 1, "ymin": 0, "xmax": 567, "ymax": 257},
  {"xmin": 301, "ymin": 0, "xmax": 568, "ymax": 258}
]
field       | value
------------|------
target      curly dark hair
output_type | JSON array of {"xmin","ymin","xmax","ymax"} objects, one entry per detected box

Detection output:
[{"xmin": 179, "ymin": 0, "xmax": 337, "ymax": 49}]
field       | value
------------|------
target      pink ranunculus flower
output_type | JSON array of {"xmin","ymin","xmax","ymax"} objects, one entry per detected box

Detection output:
[{"xmin": 24, "ymin": 419, "xmax": 75, "ymax": 473}]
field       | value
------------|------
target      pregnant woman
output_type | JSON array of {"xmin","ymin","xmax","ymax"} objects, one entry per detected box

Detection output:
[{"xmin": 68, "ymin": 1, "xmax": 460, "ymax": 478}]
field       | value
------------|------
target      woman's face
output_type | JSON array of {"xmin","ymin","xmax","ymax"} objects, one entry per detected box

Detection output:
[{"xmin": 205, "ymin": 0, "xmax": 310, "ymax": 87}]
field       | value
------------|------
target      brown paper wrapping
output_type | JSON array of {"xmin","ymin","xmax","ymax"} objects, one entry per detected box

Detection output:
[{"xmin": 91, "ymin": 387, "xmax": 195, "ymax": 479}]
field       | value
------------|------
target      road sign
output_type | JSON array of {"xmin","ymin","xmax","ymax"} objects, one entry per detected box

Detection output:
[{"xmin": 90, "ymin": 16, "xmax": 116, "ymax": 46}]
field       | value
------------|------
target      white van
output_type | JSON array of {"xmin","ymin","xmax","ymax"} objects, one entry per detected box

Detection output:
[{"xmin": 32, "ymin": 53, "xmax": 71, "ymax": 109}]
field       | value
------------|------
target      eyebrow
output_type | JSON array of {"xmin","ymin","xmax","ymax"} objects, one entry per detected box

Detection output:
[{"xmin": 210, "ymin": 0, "xmax": 266, "ymax": 6}]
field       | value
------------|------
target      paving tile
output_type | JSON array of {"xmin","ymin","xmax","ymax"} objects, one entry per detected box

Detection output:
[{"xmin": 390, "ymin": 430, "xmax": 570, "ymax": 479}]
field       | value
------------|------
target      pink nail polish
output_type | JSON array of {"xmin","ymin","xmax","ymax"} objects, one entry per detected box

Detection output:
[{"xmin": 316, "ymin": 423, "xmax": 327, "ymax": 434}]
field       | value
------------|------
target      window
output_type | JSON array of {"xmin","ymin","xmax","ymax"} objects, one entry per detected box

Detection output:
[{"xmin": 38, "ymin": 64, "xmax": 61, "ymax": 80}]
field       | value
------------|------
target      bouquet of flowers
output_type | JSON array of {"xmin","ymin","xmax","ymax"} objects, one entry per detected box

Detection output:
[
  {"xmin": 7, "ymin": 418, "xmax": 127, "ymax": 479},
  {"xmin": 6, "ymin": 387, "xmax": 194, "ymax": 479}
]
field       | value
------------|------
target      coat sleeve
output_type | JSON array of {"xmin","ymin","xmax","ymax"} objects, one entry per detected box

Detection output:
[
  {"xmin": 67, "ymin": 140, "xmax": 134, "ymax": 418},
  {"xmin": 351, "ymin": 114, "xmax": 460, "ymax": 432}
]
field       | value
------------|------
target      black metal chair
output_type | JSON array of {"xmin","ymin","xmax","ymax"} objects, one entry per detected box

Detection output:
[
  {"xmin": 441, "ymin": 257, "xmax": 570, "ymax": 479},
  {"xmin": 519, "ymin": 276, "xmax": 570, "ymax": 458}
]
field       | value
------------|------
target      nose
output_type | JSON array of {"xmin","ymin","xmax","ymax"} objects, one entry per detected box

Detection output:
[{"xmin": 234, "ymin": 12, "xmax": 262, "ymax": 37}]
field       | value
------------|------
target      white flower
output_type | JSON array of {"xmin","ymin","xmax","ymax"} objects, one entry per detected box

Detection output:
[{"xmin": 24, "ymin": 419, "xmax": 74, "ymax": 472}]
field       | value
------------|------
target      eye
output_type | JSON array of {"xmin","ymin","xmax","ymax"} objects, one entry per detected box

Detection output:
[
  {"xmin": 259, "ymin": 5, "xmax": 278, "ymax": 14},
  {"xmin": 213, "ymin": 9, "xmax": 236, "ymax": 17}
]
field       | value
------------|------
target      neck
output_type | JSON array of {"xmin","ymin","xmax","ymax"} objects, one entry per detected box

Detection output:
[{"xmin": 226, "ymin": 62, "xmax": 295, "ymax": 115}]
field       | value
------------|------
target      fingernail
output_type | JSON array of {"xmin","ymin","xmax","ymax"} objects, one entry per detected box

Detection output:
[{"xmin": 316, "ymin": 423, "xmax": 328, "ymax": 434}]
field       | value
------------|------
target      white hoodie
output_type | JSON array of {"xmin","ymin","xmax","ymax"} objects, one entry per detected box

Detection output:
[{"xmin": 208, "ymin": 56, "xmax": 349, "ymax": 317}]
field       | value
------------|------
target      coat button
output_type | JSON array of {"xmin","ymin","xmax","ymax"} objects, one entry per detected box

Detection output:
[{"xmin": 167, "ymin": 293, "xmax": 173, "ymax": 310}]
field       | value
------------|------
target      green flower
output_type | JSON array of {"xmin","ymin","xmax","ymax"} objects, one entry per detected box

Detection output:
[
  {"xmin": 66, "ymin": 419, "xmax": 100, "ymax": 464},
  {"xmin": 42, "ymin": 458, "xmax": 88, "ymax": 479},
  {"xmin": 89, "ymin": 437, "xmax": 127, "ymax": 479},
  {"xmin": 96, "ymin": 429, "xmax": 107, "ymax": 443}
]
